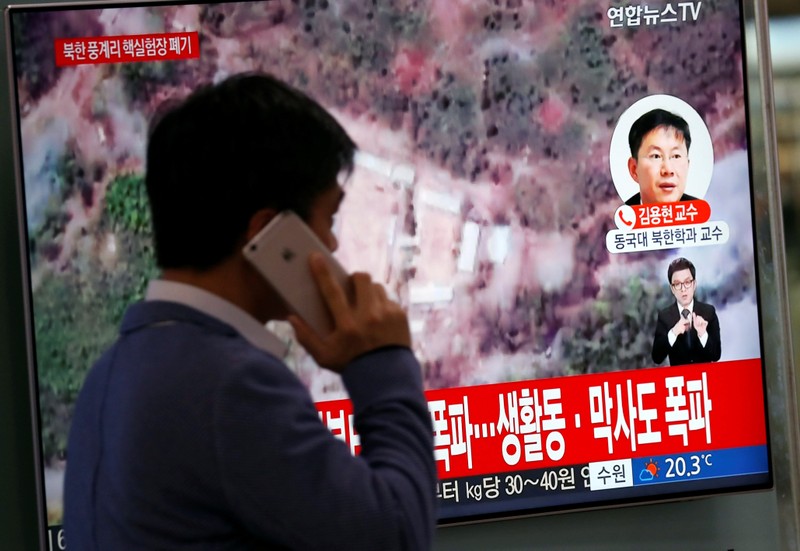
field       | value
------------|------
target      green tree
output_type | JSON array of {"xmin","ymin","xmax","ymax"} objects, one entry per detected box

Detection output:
[
  {"xmin": 562, "ymin": 273, "xmax": 663, "ymax": 375},
  {"xmin": 34, "ymin": 172, "xmax": 157, "ymax": 462}
]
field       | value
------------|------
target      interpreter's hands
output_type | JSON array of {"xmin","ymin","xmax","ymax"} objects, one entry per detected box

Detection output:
[
  {"xmin": 671, "ymin": 316, "xmax": 691, "ymax": 336},
  {"xmin": 288, "ymin": 252, "xmax": 412, "ymax": 373},
  {"xmin": 693, "ymin": 312, "xmax": 708, "ymax": 338}
]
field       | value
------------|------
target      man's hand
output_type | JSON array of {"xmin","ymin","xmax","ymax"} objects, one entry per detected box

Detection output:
[
  {"xmin": 288, "ymin": 252, "xmax": 412, "ymax": 373},
  {"xmin": 671, "ymin": 316, "xmax": 691, "ymax": 336},
  {"xmin": 693, "ymin": 312, "xmax": 708, "ymax": 338}
]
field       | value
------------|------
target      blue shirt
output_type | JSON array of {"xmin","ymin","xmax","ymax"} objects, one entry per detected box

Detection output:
[{"xmin": 63, "ymin": 297, "xmax": 436, "ymax": 550}]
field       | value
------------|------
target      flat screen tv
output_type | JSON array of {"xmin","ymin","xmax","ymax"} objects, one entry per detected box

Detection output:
[{"xmin": 5, "ymin": 0, "xmax": 774, "ymax": 548}]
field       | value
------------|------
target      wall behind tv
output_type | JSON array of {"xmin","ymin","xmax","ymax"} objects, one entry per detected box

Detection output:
[
  {"xmin": 0, "ymin": 1, "xmax": 794, "ymax": 549},
  {"xmin": 0, "ymin": 0, "xmax": 40, "ymax": 547}
]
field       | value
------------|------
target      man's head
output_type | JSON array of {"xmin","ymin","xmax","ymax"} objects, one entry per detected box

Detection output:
[
  {"xmin": 667, "ymin": 257, "xmax": 696, "ymax": 308},
  {"xmin": 627, "ymin": 109, "xmax": 691, "ymax": 204},
  {"xmin": 145, "ymin": 72, "xmax": 356, "ymax": 270}
]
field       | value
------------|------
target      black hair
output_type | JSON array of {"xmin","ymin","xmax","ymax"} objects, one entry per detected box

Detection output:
[
  {"xmin": 667, "ymin": 257, "xmax": 696, "ymax": 283},
  {"xmin": 628, "ymin": 109, "xmax": 691, "ymax": 159},
  {"xmin": 145, "ymin": 72, "xmax": 356, "ymax": 270}
]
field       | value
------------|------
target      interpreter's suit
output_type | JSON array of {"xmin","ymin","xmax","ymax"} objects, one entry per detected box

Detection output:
[{"xmin": 651, "ymin": 300, "xmax": 721, "ymax": 366}]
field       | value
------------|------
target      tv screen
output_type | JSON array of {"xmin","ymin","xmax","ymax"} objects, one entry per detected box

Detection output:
[{"xmin": 6, "ymin": 0, "xmax": 771, "ymax": 547}]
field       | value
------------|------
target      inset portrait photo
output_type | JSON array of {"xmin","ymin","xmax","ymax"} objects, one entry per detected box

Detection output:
[{"xmin": 610, "ymin": 95, "xmax": 714, "ymax": 206}]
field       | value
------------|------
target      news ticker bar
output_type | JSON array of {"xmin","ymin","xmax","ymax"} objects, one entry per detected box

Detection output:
[
  {"xmin": 43, "ymin": 447, "xmax": 768, "ymax": 541},
  {"xmin": 436, "ymin": 445, "xmax": 769, "ymax": 515}
]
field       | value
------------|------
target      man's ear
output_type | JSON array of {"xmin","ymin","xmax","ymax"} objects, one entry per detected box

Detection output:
[
  {"xmin": 627, "ymin": 156, "xmax": 639, "ymax": 183},
  {"xmin": 246, "ymin": 208, "xmax": 279, "ymax": 241}
]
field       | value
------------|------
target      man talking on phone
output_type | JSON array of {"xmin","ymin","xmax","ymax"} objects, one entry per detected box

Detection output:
[
  {"xmin": 63, "ymin": 73, "xmax": 437, "ymax": 550},
  {"xmin": 652, "ymin": 257, "xmax": 721, "ymax": 366}
]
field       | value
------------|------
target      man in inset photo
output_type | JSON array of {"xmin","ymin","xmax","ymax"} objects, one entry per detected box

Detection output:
[
  {"xmin": 625, "ymin": 109, "xmax": 696, "ymax": 206},
  {"xmin": 652, "ymin": 257, "xmax": 721, "ymax": 366}
]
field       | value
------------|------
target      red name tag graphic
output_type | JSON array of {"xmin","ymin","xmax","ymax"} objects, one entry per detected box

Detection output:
[
  {"xmin": 632, "ymin": 200, "xmax": 711, "ymax": 229},
  {"xmin": 315, "ymin": 358, "xmax": 766, "ymax": 480},
  {"xmin": 54, "ymin": 32, "xmax": 200, "ymax": 67}
]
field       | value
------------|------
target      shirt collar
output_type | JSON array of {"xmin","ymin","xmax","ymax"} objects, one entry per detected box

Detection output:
[
  {"xmin": 145, "ymin": 279, "xmax": 288, "ymax": 358},
  {"xmin": 676, "ymin": 300, "xmax": 695, "ymax": 314}
]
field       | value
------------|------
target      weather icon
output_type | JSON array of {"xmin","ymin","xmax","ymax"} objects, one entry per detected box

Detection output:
[{"xmin": 639, "ymin": 459, "xmax": 660, "ymax": 482}]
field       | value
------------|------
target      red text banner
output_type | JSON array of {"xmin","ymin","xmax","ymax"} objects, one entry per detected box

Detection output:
[
  {"xmin": 54, "ymin": 32, "xmax": 199, "ymax": 67},
  {"xmin": 632, "ymin": 200, "xmax": 711, "ymax": 229},
  {"xmin": 315, "ymin": 359, "xmax": 767, "ymax": 480}
]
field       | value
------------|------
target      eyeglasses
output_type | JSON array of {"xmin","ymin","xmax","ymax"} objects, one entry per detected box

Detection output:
[{"xmin": 671, "ymin": 279, "xmax": 695, "ymax": 291}]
